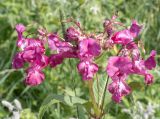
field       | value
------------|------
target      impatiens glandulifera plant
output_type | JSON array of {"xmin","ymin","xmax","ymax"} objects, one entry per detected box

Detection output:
[{"xmin": 12, "ymin": 15, "xmax": 157, "ymax": 119}]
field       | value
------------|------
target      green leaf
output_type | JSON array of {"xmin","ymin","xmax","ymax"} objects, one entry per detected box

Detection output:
[
  {"xmin": 93, "ymin": 76, "xmax": 111, "ymax": 107},
  {"xmin": 38, "ymin": 94, "xmax": 87, "ymax": 119}
]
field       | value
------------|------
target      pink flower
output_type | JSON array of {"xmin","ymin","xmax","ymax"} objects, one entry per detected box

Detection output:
[
  {"xmin": 27, "ymin": 39, "xmax": 44, "ymax": 50},
  {"xmin": 48, "ymin": 34, "xmax": 60, "ymax": 51},
  {"xmin": 106, "ymin": 56, "xmax": 132, "ymax": 77},
  {"xmin": 12, "ymin": 52, "xmax": 24, "ymax": 69},
  {"xmin": 144, "ymin": 50, "xmax": 156, "ymax": 70},
  {"xmin": 111, "ymin": 30, "xmax": 133, "ymax": 45},
  {"xmin": 15, "ymin": 24, "xmax": 25, "ymax": 36},
  {"xmin": 20, "ymin": 39, "xmax": 45, "ymax": 63},
  {"xmin": 34, "ymin": 54, "xmax": 49, "ymax": 68},
  {"xmin": 22, "ymin": 47, "xmax": 36, "ymax": 62},
  {"xmin": 25, "ymin": 67, "xmax": 45, "ymax": 86},
  {"xmin": 15, "ymin": 24, "xmax": 28, "ymax": 50},
  {"xmin": 111, "ymin": 20, "xmax": 141, "ymax": 45},
  {"xmin": 129, "ymin": 20, "xmax": 142, "ymax": 38},
  {"xmin": 108, "ymin": 80, "xmax": 131, "ymax": 103},
  {"xmin": 132, "ymin": 59, "xmax": 147, "ymax": 75},
  {"xmin": 78, "ymin": 38, "xmax": 101, "ymax": 59},
  {"xmin": 144, "ymin": 74, "xmax": 154, "ymax": 85},
  {"xmin": 48, "ymin": 34, "xmax": 73, "ymax": 52},
  {"xmin": 65, "ymin": 27, "xmax": 80, "ymax": 42},
  {"xmin": 77, "ymin": 61, "xmax": 98, "ymax": 80},
  {"xmin": 49, "ymin": 54, "xmax": 64, "ymax": 68},
  {"xmin": 60, "ymin": 49, "xmax": 78, "ymax": 58}
]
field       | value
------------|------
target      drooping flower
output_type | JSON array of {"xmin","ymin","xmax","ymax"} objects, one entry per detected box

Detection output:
[
  {"xmin": 77, "ymin": 61, "xmax": 98, "ymax": 80},
  {"xmin": 144, "ymin": 74, "xmax": 154, "ymax": 85},
  {"xmin": 108, "ymin": 79, "xmax": 131, "ymax": 103},
  {"xmin": 129, "ymin": 20, "xmax": 142, "ymax": 38},
  {"xmin": 144, "ymin": 50, "xmax": 156, "ymax": 70},
  {"xmin": 25, "ymin": 67, "xmax": 45, "ymax": 86}
]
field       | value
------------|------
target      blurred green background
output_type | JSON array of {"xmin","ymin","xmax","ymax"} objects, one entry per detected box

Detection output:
[{"xmin": 0, "ymin": 0, "xmax": 160, "ymax": 119}]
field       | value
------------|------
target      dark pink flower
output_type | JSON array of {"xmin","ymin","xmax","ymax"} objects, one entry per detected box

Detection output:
[
  {"xmin": 21, "ymin": 39, "xmax": 45, "ymax": 62},
  {"xmin": 34, "ymin": 54, "xmax": 49, "ymax": 68},
  {"xmin": 12, "ymin": 52, "xmax": 24, "ymax": 69},
  {"xmin": 65, "ymin": 27, "xmax": 80, "ymax": 42},
  {"xmin": 144, "ymin": 50, "xmax": 156, "ymax": 70},
  {"xmin": 144, "ymin": 74, "xmax": 154, "ymax": 85},
  {"xmin": 49, "ymin": 54, "xmax": 64, "ymax": 68},
  {"xmin": 22, "ymin": 47, "xmax": 36, "ymax": 62},
  {"xmin": 129, "ymin": 20, "xmax": 142, "ymax": 38},
  {"xmin": 78, "ymin": 38, "xmax": 101, "ymax": 59},
  {"xmin": 25, "ymin": 67, "xmax": 45, "ymax": 86},
  {"xmin": 77, "ymin": 61, "xmax": 98, "ymax": 80},
  {"xmin": 61, "ymin": 49, "xmax": 78, "ymax": 58},
  {"xmin": 27, "ymin": 39, "xmax": 44, "ymax": 50}
]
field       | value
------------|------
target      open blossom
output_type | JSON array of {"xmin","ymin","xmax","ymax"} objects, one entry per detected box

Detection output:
[
  {"xmin": 106, "ymin": 56, "xmax": 133, "ymax": 77},
  {"xmin": 111, "ymin": 20, "xmax": 142, "ymax": 45},
  {"xmin": 108, "ymin": 79, "xmax": 131, "ymax": 103},
  {"xmin": 78, "ymin": 38, "xmax": 101, "ymax": 59},
  {"xmin": 25, "ymin": 67, "xmax": 45, "ymax": 86},
  {"xmin": 13, "ymin": 24, "xmax": 48, "ymax": 86},
  {"xmin": 77, "ymin": 61, "xmax": 98, "ymax": 80},
  {"xmin": 106, "ymin": 51, "xmax": 156, "ymax": 102}
]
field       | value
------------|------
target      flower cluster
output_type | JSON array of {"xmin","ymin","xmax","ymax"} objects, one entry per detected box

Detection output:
[
  {"xmin": 106, "ymin": 20, "xmax": 156, "ymax": 102},
  {"xmin": 12, "ymin": 16, "xmax": 156, "ymax": 103}
]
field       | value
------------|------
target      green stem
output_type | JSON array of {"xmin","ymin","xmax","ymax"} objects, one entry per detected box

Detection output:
[
  {"xmin": 69, "ymin": 59, "xmax": 79, "ymax": 119},
  {"xmin": 88, "ymin": 80, "xmax": 101, "ymax": 117}
]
